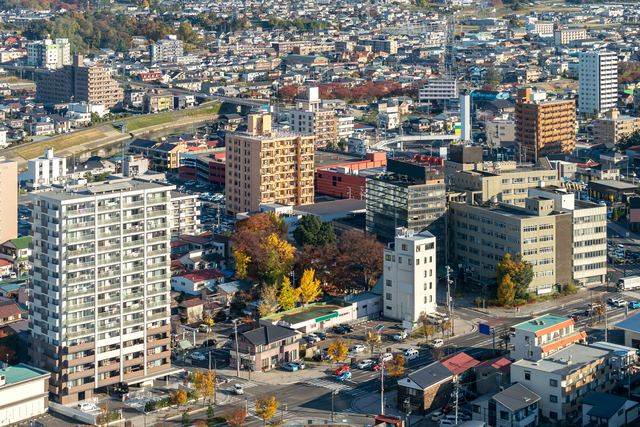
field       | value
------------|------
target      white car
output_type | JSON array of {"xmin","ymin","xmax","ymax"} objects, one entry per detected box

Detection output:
[
  {"xmin": 352, "ymin": 344, "xmax": 366, "ymax": 353},
  {"xmin": 234, "ymin": 384, "xmax": 244, "ymax": 395},
  {"xmin": 394, "ymin": 331, "xmax": 408, "ymax": 340},
  {"xmin": 431, "ymin": 411, "xmax": 446, "ymax": 422},
  {"xmin": 305, "ymin": 334, "xmax": 320, "ymax": 343},
  {"xmin": 615, "ymin": 300, "xmax": 629, "ymax": 307},
  {"xmin": 357, "ymin": 359, "xmax": 374, "ymax": 369},
  {"xmin": 379, "ymin": 353, "xmax": 393, "ymax": 362},
  {"xmin": 78, "ymin": 403, "xmax": 97, "ymax": 412},
  {"xmin": 190, "ymin": 352, "xmax": 206, "ymax": 361},
  {"xmin": 431, "ymin": 339, "xmax": 444, "ymax": 348}
]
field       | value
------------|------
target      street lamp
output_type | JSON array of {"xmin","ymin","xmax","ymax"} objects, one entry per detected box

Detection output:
[{"xmin": 331, "ymin": 389, "xmax": 339, "ymax": 422}]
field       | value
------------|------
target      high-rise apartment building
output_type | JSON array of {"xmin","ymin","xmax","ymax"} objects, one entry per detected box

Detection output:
[
  {"xmin": 361, "ymin": 38, "xmax": 398, "ymax": 54},
  {"xmin": 418, "ymin": 79, "xmax": 458, "ymax": 101},
  {"xmin": 27, "ymin": 35, "xmax": 71, "ymax": 69},
  {"xmin": 382, "ymin": 228, "xmax": 437, "ymax": 322},
  {"xmin": 554, "ymin": 28, "xmax": 587, "ymax": 46},
  {"xmin": 28, "ymin": 178, "xmax": 174, "ymax": 404},
  {"xmin": 27, "ymin": 148, "xmax": 67, "ymax": 189},
  {"xmin": 515, "ymin": 88, "xmax": 576, "ymax": 160},
  {"xmin": 366, "ymin": 158, "xmax": 447, "ymax": 264},
  {"xmin": 170, "ymin": 191, "xmax": 201, "ymax": 237},
  {"xmin": 225, "ymin": 114, "xmax": 315, "ymax": 215},
  {"xmin": 592, "ymin": 109, "xmax": 640, "ymax": 145},
  {"xmin": 36, "ymin": 55, "xmax": 123, "ymax": 108},
  {"xmin": 150, "ymin": 36, "xmax": 184, "ymax": 63},
  {"xmin": 289, "ymin": 87, "xmax": 336, "ymax": 147},
  {"xmin": 578, "ymin": 51, "xmax": 617, "ymax": 115},
  {"xmin": 0, "ymin": 157, "xmax": 17, "ymax": 244}
]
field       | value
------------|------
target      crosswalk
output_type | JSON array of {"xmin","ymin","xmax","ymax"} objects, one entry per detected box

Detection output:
[
  {"xmin": 303, "ymin": 378, "xmax": 368, "ymax": 396},
  {"xmin": 228, "ymin": 395, "xmax": 291, "ymax": 420},
  {"xmin": 224, "ymin": 380, "xmax": 260, "ymax": 392}
]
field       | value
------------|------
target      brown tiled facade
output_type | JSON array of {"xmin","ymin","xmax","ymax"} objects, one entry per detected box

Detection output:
[{"xmin": 593, "ymin": 109, "xmax": 640, "ymax": 145}]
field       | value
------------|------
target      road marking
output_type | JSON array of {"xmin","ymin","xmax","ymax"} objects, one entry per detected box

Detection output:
[{"xmin": 303, "ymin": 378, "xmax": 368, "ymax": 396}]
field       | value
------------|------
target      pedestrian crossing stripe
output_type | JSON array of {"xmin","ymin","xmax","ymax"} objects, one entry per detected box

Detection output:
[
  {"xmin": 303, "ymin": 378, "xmax": 368, "ymax": 396},
  {"xmin": 229, "ymin": 397, "xmax": 291, "ymax": 419}
]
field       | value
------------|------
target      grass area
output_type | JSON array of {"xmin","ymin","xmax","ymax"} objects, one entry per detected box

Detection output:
[
  {"xmin": 14, "ymin": 129, "xmax": 107, "ymax": 160},
  {"xmin": 175, "ymin": 104, "xmax": 222, "ymax": 118},
  {"xmin": 118, "ymin": 114, "xmax": 175, "ymax": 132}
]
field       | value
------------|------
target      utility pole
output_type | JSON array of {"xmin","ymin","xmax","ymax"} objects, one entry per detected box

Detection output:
[
  {"xmin": 445, "ymin": 265, "xmax": 455, "ymax": 336},
  {"xmin": 232, "ymin": 318, "xmax": 240, "ymax": 377},
  {"xmin": 380, "ymin": 362, "xmax": 385, "ymax": 416},
  {"xmin": 605, "ymin": 306, "xmax": 608, "ymax": 342},
  {"xmin": 454, "ymin": 376, "xmax": 460, "ymax": 423}
]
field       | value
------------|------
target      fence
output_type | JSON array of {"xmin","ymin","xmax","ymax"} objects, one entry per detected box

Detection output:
[{"xmin": 49, "ymin": 402, "xmax": 96, "ymax": 425}]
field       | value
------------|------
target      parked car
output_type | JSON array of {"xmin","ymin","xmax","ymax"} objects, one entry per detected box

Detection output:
[
  {"xmin": 394, "ymin": 331, "xmax": 408, "ymax": 340},
  {"xmin": 313, "ymin": 353, "xmax": 332, "ymax": 362},
  {"xmin": 371, "ymin": 361, "xmax": 387, "ymax": 371},
  {"xmin": 379, "ymin": 353, "xmax": 393, "ymax": 362},
  {"xmin": 335, "ymin": 366, "xmax": 350, "ymax": 375},
  {"xmin": 336, "ymin": 371, "xmax": 352, "ymax": 381},
  {"xmin": 190, "ymin": 352, "xmax": 206, "ymax": 361},
  {"xmin": 357, "ymin": 359, "xmax": 374, "ymax": 369},
  {"xmin": 203, "ymin": 339, "xmax": 218, "ymax": 348},
  {"xmin": 631, "ymin": 301, "xmax": 640, "ymax": 309},
  {"xmin": 352, "ymin": 344, "xmax": 366, "ymax": 353},
  {"xmin": 282, "ymin": 363, "xmax": 299, "ymax": 372},
  {"xmin": 431, "ymin": 339, "xmax": 444, "ymax": 348},
  {"xmin": 316, "ymin": 332, "xmax": 327, "ymax": 341},
  {"xmin": 234, "ymin": 384, "xmax": 244, "ymax": 395},
  {"xmin": 340, "ymin": 324, "xmax": 355, "ymax": 333},
  {"xmin": 615, "ymin": 300, "xmax": 629, "ymax": 307},
  {"xmin": 305, "ymin": 334, "xmax": 320, "ymax": 343},
  {"xmin": 333, "ymin": 326, "xmax": 347, "ymax": 334},
  {"xmin": 431, "ymin": 411, "xmax": 446, "ymax": 422},
  {"xmin": 293, "ymin": 361, "xmax": 306, "ymax": 370},
  {"xmin": 78, "ymin": 403, "xmax": 97, "ymax": 412}
]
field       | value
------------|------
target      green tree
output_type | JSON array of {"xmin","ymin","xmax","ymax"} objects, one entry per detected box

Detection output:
[
  {"xmin": 207, "ymin": 404, "xmax": 215, "ymax": 422},
  {"xmin": 181, "ymin": 411, "xmax": 190, "ymax": 426},
  {"xmin": 612, "ymin": 208, "xmax": 619, "ymax": 222},
  {"xmin": 278, "ymin": 276, "xmax": 298, "ymax": 311},
  {"xmin": 617, "ymin": 129, "xmax": 640, "ymax": 151},
  {"xmin": 178, "ymin": 22, "xmax": 194, "ymax": 42},
  {"xmin": 337, "ymin": 138, "xmax": 347, "ymax": 151},
  {"xmin": 497, "ymin": 254, "xmax": 533, "ymax": 302},
  {"xmin": 84, "ymin": 172, "xmax": 95, "ymax": 183},
  {"xmin": 485, "ymin": 67, "xmax": 503, "ymax": 86},
  {"xmin": 326, "ymin": 141, "xmax": 335, "ymax": 150},
  {"xmin": 293, "ymin": 214, "xmax": 337, "ymax": 247}
]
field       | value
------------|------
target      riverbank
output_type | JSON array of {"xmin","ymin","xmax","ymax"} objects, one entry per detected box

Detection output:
[{"xmin": 0, "ymin": 106, "xmax": 223, "ymax": 173}]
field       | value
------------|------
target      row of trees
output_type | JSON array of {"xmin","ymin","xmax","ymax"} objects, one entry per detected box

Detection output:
[{"xmin": 279, "ymin": 81, "xmax": 419, "ymax": 103}]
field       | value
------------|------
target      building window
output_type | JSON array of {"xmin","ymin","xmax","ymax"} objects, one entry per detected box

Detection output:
[
  {"xmin": 524, "ymin": 371, "xmax": 531, "ymax": 380},
  {"xmin": 402, "ymin": 244, "xmax": 408, "ymax": 251},
  {"xmin": 385, "ymin": 255, "xmax": 391, "ymax": 261},
  {"xmin": 550, "ymin": 379, "xmax": 557, "ymax": 387},
  {"xmin": 550, "ymin": 412, "xmax": 558, "ymax": 420},
  {"xmin": 386, "ymin": 293, "xmax": 392, "ymax": 300},
  {"xmin": 398, "ymin": 257, "xmax": 402, "ymax": 264},
  {"xmin": 386, "ymin": 280, "xmax": 392, "ymax": 287},
  {"xmin": 500, "ymin": 411, "xmax": 509, "ymax": 420},
  {"xmin": 386, "ymin": 306, "xmax": 392, "ymax": 311},
  {"xmin": 408, "ymin": 259, "xmax": 413, "ymax": 265},
  {"xmin": 550, "ymin": 395, "xmax": 558, "ymax": 403}
]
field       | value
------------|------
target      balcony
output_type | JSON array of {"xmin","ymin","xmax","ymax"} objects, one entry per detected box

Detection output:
[
  {"xmin": 123, "ymin": 304, "xmax": 143, "ymax": 314},
  {"xmin": 67, "ymin": 261, "xmax": 96, "ymax": 271},
  {"xmin": 146, "ymin": 274, "xmax": 169, "ymax": 283},
  {"xmin": 66, "ymin": 247, "xmax": 95, "ymax": 258},
  {"xmin": 147, "ymin": 249, "xmax": 168, "ymax": 257},
  {"xmin": 98, "ymin": 296, "xmax": 120, "ymax": 306},
  {"xmin": 123, "ymin": 240, "xmax": 144, "ymax": 248},
  {"xmin": 67, "ymin": 221, "xmax": 95, "ymax": 231},
  {"xmin": 98, "ymin": 244, "xmax": 120, "ymax": 253},
  {"xmin": 123, "ymin": 227, "xmax": 142, "ymax": 236},
  {"xmin": 98, "ymin": 270, "xmax": 120, "ymax": 279},
  {"xmin": 147, "ymin": 197, "xmax": 170, "ymax": 205},
  {"xmin": 98, "ymin": 310, "xmax": 121, "ymax": 319},
  {"xmin": 147, "ymin": 210, "xmax": 168, "ymax": 219},
  {"xmin": 147, "ymin": 311, "xmax": 168, "ymax": 321},
  {"xmin": 98, "ymin": 217, "xmax": 121, "ymax": 226},
  {"xmin": 147, "ymin": 300, "xmax": 168, "ymax": 310},
  {"xmin": 124, "ymin": 200, "xmax": 145, "ymax": 208},
  {"xmin": 98, "ymin": 257, "xmax": 120, "ymax": 266},
  {"xmin": 66, "ymin": 234, "xmax": 95, "ymax": 244},
  {"xmin": 68, "ymin": 328, "xmax": 95, "ymax": 338},
  {"xmin": 123, "ymin": 266, "xmax": 145, "ymax": 274},
  {"xmin": 148, "ymin": 223, "xmax": 169, "ymax": 231},
  {"xmin": 98, "ymin": 322, "xmax": 121, "ymax": 332},
  {"xmin": 98, "ymin": 230, "xmax": 121, "ymax": 239},
  {"xmin": 97, "ymin": 283, "xmax": 120, "ymax": 292},
  {"xmin": 66, "ymin": 314, "xmax": 95, "ymax": 325},
  {"xmin": 147, "ymin": 236, "xmax": 168, "ymax": 245},
  {"xmin": 124, "ymin": 291, "xmax": 143, "ymax": 301},
  {"xmin": 67, "ymin": 301, "xmax": 96, "ymax": 311},
  {"xmin": 124, "ymin": 318, "xmax": 144, "ymax": 327},
  {"xmin": 67, "ymin": 275, "xmax": 95, "ymax": 285},
  {"xmin": 124, "ymin": 278, "xmax": 144, "ymax": 287},
  {"xmin": 98, "ymin": 204, "xmax": 120, "ymax": 212},
  {"xmin": 122, "ymin": 214, "xmax": 144, "ymax": 222},
  {"xmin": 66, "ymin": 207, "xmax": 94, "ymax": 217},
  {"xmin": 67, "ymin": 287, "xmax": 95, "ymax": 298}
]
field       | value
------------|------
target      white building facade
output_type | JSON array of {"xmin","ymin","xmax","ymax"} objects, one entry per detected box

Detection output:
[
  {"xmin": 382, "ymin": 228, "xmax": 437, "ymax": 322},
  {"xmin": 419, "ymin": 79, "xmax": 458, "ymax": 101},
  {"xmin": 579, "ymin": 51, "xmax": 617, "ymax": 115},
  {"xmin": 27, "ymin": 148, "xmax": 67, "ymax": 189},
  {"xmin": 150, "ymin": 36, "xmax": 184, "ymax": 63},
  {"xmin": 27, "ymin": 36, "xmax": 70, "ymax": 69}
]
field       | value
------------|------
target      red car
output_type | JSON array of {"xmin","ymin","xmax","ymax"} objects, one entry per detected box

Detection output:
[
  {"xmin": 334, "ymin": 366, "xmax": 350, "ymax": 375},
  {"xmin": 371, "ymin": 362, "xmax": 387, "ymax": 371},
  {"xmin": 569, "ymin": 315, "xmax": 579, "ymax": 322},
  {"xmin": 442, "ymin": 405, "xmax": 455, "ymax": 415}
]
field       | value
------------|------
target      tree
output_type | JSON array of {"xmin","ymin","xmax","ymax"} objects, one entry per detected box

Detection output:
[
  {"xmin": 227, "ymin": 400, "xmax": 247, "ymax": 427},
  {"xmin": 497, "ymin": 273, "xmax": 516, "ymax": 306},
  {"xmin": 418, "ymin": 312, "xmax": 437, "ymax": 342},
  {"xmin": 485, "ymin": 67, "xmax": 503, "ymax": 86},
  {"xmin": 84, "ymin": 172, "xmax": 95, "ymax": 183},
  {"xmin": 388, "ymin": 353, "xmax": 406, "ymax": 378},
  {"xmin": 262, "ymin": 234, "xmax": 296, "ymax": 285},
  {"xmin": 181, "ymin": 412, "xmax": 190, "ymax": 427},
  {"xmin": 612, "ymin": 208, "xmax": 619, "ymax": 222},
  {"xmin": 278, "ymin": 276, "xmax": 298, "ymax": 311},
  {"xmin": 96, "ymin": 405, "xmax": 110, "ymax": 427},
  {"xmin": 255, "ymin": 396, "xmax": 279, "ymax": 427},
  {"xmin": 293, "ymin": 214, "xmax": 337, "ymax": 247},
  {"xmin": 203, "ymin": 370, "xmax": 215, "ymax": 404},
  {"xmin": 617, "ymin": 129, "xmax": 640, "ymax": 151},
  {"xmin": 0, "ymin": 347, "xmax": 16, "ymax": 364},
  {"xmin": 193, "ymin": 370, "xmax": 206, "ymax": 406},
  {"xmin": 326, "ymin": 141, "xmax": 335, "ymax": 150},
  {"xmin": 441, "ymin": 320, "xmax": 451, "ymax": 339},
  {"xmin": 207, "ymin": 404, "xmax": 216, "ymax": 422},
  {"xmin": 296, "ymin": 243, "xmax": 353, "ymax": 292},
  {"xmin": 258, "ymin": 284, "xmax": 280, "ymax": 317},
  {"xmin": 338, "ymin": 138, "xmax": 347, "ymax": 151},
  {"xmin": 234, "ymin": 251, "xmax": 251, "ymax": 279},
  {"xmin": 142, "ymin": 0, "xmax": 150, "ymax": 6},
  {"xmin": 338, "ymin": 230, "xmax": 384, "ymax": 290},
  {"xmin": 170, "ymin": 389, "xmax": 188, "ymax": 414},
  {"xmin": 563, "ymin": 283, "xmax": 578, "ymax": 295},
  {"xmin": 592, "ymin": 296, "xmax": 606, "ymax": 321},
  {"xmin": 298, "ymin": 268, "xmax": 322, "ymax": 306},
  {"xmin": 178, "ymin": 22, "xmax": 194, "ymax": 42},
  {"xmin": 327, "ymin": 338, "xmax": 348, "ymax": 363},
  {"xmin": 496, "ymin": 254, "xmax": 533, "ymax": 303},
  {"xmin": 365, "ymin": 328, "xmax": 380, "ymax": 354}
]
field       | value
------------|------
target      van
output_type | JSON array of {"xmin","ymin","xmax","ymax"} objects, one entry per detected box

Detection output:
[
  {"xmin": 427, "ymin": 314, "xmax": 443, "ymax": 325},
  {"xmin": 404, "ymin": 349, "xmax": 419, "ymax": 360},
  {"xmin": 198, "ymin": 324, "xmax": 210, "ymax": 333}
]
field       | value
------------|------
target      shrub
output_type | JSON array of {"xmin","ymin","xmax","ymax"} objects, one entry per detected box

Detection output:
[
  {"xmin": 474, "ymin": 297, "xmax": 483, "ymax": 307},
  {"xmin": 563, "ymin": 283, "xmax": 578, "ymax": 295},
  {"xmin": 453, "ymin": 291, "xmax": 467, "ymax": 298}
]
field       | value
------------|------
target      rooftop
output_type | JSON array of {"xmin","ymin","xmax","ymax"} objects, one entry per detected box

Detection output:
[
  {"xmin": 492, "ymin": 383, "xmax": 541, "ymax": 412},
  {"xmin": 262, "ymin": 302, "xmax": 348, "ymax": 326},
  {"xmin": 229, "ymin": 128, "xmax": 313, "ymax": 142},
  {"xmin": 173, "ymin": 269, "xmax": 225, "ymax": 282},
  {"xmin": 589, "ymin": 179, "xmax": 638, "ymax": 190},
  {"xmin": 32, "ymin": 178, "xmax": 173, "ymax": 202},
  {"xmin": 0, "ymin": 363, "xmax": 50, "ymax": 385},
  {"xmin": 513, "ymin": 314, "xmax": 574, "ymax": 336},
  {"xmin": 512, "ymin": 344, "xmax": 611, "ymax": 376}
]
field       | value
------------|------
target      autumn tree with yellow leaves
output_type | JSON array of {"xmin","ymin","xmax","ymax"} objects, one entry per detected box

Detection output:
[
  {"xmin": 388, "ymin": 354, "xmax": 406, "ymax": 378},
  {"xmin": 298, "ymin": 268, "xmax": 322, "ymax": 306},
  {"xmin": 255, "ymin": 396, "xmax": 279, "ymax": 427},
  {"xmin": 327, "ymin": 338, "xmax": 348, "ymax": 364},
  {"xmin": 278, "ymin": 276, "xmax": 298, "ymax": 311}
]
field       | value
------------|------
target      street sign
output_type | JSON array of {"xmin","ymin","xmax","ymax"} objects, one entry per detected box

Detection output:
[{"xmin": 479, "ymin": 324, "xmax": 491, "ymax": 336}]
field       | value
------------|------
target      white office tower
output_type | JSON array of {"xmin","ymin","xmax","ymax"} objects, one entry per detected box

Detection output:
[
  {"xmin": 28, "ymin": 178, "xmax": 175, "ymax": 405},
  {"xmin": 382, "ymin": 228, "xmax": 437, "ymax": 322},
  {"xmin": 460, "ymin": 93, "xmax": 471, "ymax": 142},
  {"xmin": 578, "ymin": 51, "xmax": 617, "ymax": 115}
]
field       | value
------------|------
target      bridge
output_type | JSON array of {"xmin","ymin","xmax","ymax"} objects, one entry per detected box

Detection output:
[{"xmin": 371, "ymin": 134, "xmax": 461, "ymax": 150}]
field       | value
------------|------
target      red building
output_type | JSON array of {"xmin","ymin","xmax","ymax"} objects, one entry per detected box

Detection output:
[
  {"xmin": 315, "ymin": 152, "xmax": 386, "ymax": 199},
  {"xmin": 179, "ymin": 152, "xmax": 226, "ymax": 186}
]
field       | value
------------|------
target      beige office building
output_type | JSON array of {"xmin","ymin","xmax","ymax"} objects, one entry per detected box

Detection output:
[
  {"xmin": 225, "ymin": 114, "xmax": 315, "ymax": 215},
  {"xmin": 0, "ymin": 158, "xmax": 17, "ymax": 244},
  {"xmin": 592, "ymin": 109, "xmax": 640, "ymax": 145}
]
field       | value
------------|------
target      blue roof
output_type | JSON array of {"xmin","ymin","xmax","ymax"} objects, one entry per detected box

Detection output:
[
  {"xmin": 207, "ymin": 280, "xmax": 254, "ymax": 294},
  {"xmin": 614, "ymin": 315, "xmax": 640, "ymax": 333},
  {"xmin": 0, "ymin": 283, "xmax": 21, "ymax": 293}
]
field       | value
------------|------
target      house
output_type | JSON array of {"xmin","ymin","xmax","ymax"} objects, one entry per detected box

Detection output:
[
  {"xmin": 178, "ymin": 298, "xmax": 204, "ymax": 322},
  {"xmin": 0, "ymin": 300, "xmax": 26, "ymax": 325},
  {"xmin": 232, "ymin": 324, "xmax": 300, "ymax": 371},
  {"xmin": 0, "ymin": 259, "xmax": 12, "ymax": 276},
  {"xmin": 510, "ymin": 314, "xmax": 586, "ymax": 361},
  {"xmin": 471, "ymin": 383, "xmax": 541, "ymax": 427},
  {"xmin": 511, "ymin": 344, "xmax": 615, "ymax": 422},
  {"xmin": 0, "ymin": 364, "xmax": 51, "ymax": 426},
  {"xmin": 171, "ymin": 268, "xmax": 225, "ymax": 296},
  {"xmin": 580, "ymin": 392, "xmax": 638, "ymax": 427},
  {"xmin": 260, "ymin": 301, "xmax": 358, "ymax": 334},
  {"xmin": 202, "ymin": 280, "xmax": 254, "ymax": 305},
  {"xmin": 178, "ymin": 250, "xmax": 225, "ymax": 271},
  {"xmin": 474, "ymin": 357, "xmax": 512, "ymax": 395},
  {"xmin": 614, "ymin": 309, "xmax": 640, "ymax": 349}
]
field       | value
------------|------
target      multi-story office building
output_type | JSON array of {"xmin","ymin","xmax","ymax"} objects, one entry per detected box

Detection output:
[
  {"xmin": 225, "ymin": 114, "xmax": 315, "ymax": 215},
  {"xmin": 449, "ymin": 187, "xmax": 606, "ymax": 292},
  {"xmin": 515, "ymin": 88, "xmax": 576, "ymax": 160},
  {"xmin": 289, "ymin": 87, "xmax": 336, "ymax": 147},
  {"xmin": 366, "ymin": 158, "xmax": 447, "ymax": 264},
  {"xmin": 36, "ymin": 55, "xmax": 123, "ymax": 108},
  {"xmin": 554, "ymin": 28, "xmax": 587, "ymax": 46},
  {"xmin": 169, "ymin": 191, "xmax": 201, "ymax": 237},
  {"xmin": 361, "ymin": 38, "xmax": 398, "ymax": 54},
  {"xmin": 27, "ymin": 36, "xmax": 70, "ymax": 69},
  {"xmin": 592, "ymin": 109, "xmax": 640, "ymax": 144},
  {"xmin": 0, "ymin": 157, "xmax": 17, "ymax": 244},
  {"xmin": 27, "ymin": 148, "xmax": 67, "ymax": 189},
  {"xmin": 578, "ymin": 51, "xmax": 617, "ymax": 115},
  {"xmin": 150, "ymin": 36, "xmax": 184, "ymax": 63},
  {"xmin": 382, "ymin": 228, "xmax": 437, "ymax": 322},
  {"xmin": 27, "ymin": 178, "xmax": 174, "ymax": 404},
  {"xmin": 419, "ymin": 79, "xmax": 458, "ymax": 101},
  {"xmin": 511, "ymin": 344, "xmax": 614, "ymax": 422}
]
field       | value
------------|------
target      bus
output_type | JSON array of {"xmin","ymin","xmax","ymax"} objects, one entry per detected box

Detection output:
[{"xmin": 617, "ymin": 276, "xmax": 640, "ymax": 292}]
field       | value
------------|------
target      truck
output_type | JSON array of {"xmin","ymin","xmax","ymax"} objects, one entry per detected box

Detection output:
[{"xmin": 617, "ymin": 276, "xmax": 640, "ymax": 292}]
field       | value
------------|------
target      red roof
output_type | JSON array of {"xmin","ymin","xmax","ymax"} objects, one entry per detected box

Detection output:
[
  {"xmin": 441, "ymin": 352, "xmax": 480, "ymax": 375},
  {"xmin": 171, "ymin": 240, "xmax": 190, "ymax": 248},
  {"xmin": 0, "ymin": 300, "xmax": 26, "ymax": 320},
  {"xmin": 171, "ymin": 259, "xmax": 185, "ymax": 268},
  {"xmin": 180, "ymin": 298, "xmax": 204, "ymax": 308},
  {"xmin": 174, "ymin": 269, "xmax": 225, "ymax": 282},
  {"xmin": 476, "ymin": 357, "xmax": 512, "ymax": 375},
  {"xmin": 0, "ymin": 259, "xmax": 12, "ymax": 267},
  {"xmin": 187, "ymin": 147, "xmax": 207, "ymax": 151}
]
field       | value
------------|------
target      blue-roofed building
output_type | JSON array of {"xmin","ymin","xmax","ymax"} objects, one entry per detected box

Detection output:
[
  {"xmin": 614, "ymin": 315, "xmax": 640, "ymax": 348},
  {"xmin": 580, "ymin": 391, "xmax": 638, "ymax": 427},
  {"xmin": 0, "ymin": 363, "xmax": 51, "ymax": 425}
]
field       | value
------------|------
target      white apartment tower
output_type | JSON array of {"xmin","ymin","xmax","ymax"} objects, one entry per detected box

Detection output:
[
  {"xmin": 27, "ymin": 148, "xmax": 67, "ymax": 189},
  {"xmin": 578, "ymin": 51, "xmax": 617, "ymax": 115},
  {"xmin": 382, "ymin": 228, "xmax": 437, "ymax": 322},
  {"xmin": 27, "ymin": 35, "xmax": 71, "ymax": 69},
  {"xmin": 150, "ymin": 35, "xmax": 184, "ymax": 63},
  {"xmin": 28, "ymin": 178, "xmax": 174, "ymax": 405}
]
